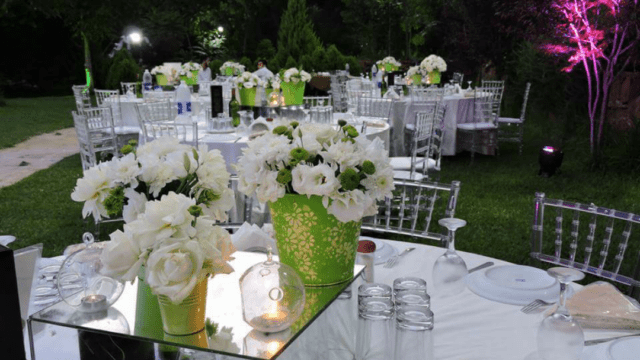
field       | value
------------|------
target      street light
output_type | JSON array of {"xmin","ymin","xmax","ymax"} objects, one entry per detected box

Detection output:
[
  {"xmin": 217, "ymin": 26, "xmax": 224, "ymax": 33},
  {"xmin": 129, "ymin": 31, "xmax": 142, "ymax": 44}
]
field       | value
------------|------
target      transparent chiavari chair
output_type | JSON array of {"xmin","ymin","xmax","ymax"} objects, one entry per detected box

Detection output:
[
  {"xmin": 71, "ymin": 85, "xmax": 92, "ymax": 111},
  {"xmin": 410, "ymin": 87, "xmax": 445, "ymax": 103},
  {"xmin": 347, "ymin": 89, "xmax": 371, "ymax": 114},
  {"xmin": 531, "ymin": 193, "xmax": 640, "ymax": 300},
  {"xmin": 355, "ymin": 96, "xmax": 393, "ymax": 121},
  {"xmin": 74, "ymin": 108, "xmax": 118, "ymax": 168},
  {"xmin": 481, "ymin": 80, "xmax": 505, "ymax": 121},
  {"xmin": 497, "ymin": 82, "xmax": 531, "ymax": 155},
  {"xmin": 456, "ymin": 88, "xmax": 498, "ymax": 160},
  {"xmin": 120, "ymin": 82, "xmax": 138, "ymax": 96},
  {"xmin": 452, "ymin": 72, "xmax": 464, "ymax": 85},
  {"xmin": 361, "ymin": 179, "xmax": 461, "ymax": 246},
  {"xmin": 330, "ymin": 73, "xmax": 349, "ymax": 112},
  {"xmin": 94, "ymin": 89, "xmax": 139, "ymax": 149},
  {"xmin": 135, "ymin": 100, "xmax": 177, "ymax": 144},
  {"xmin": 391, "ymin": 104, "xmax": 446, "ymax": 181},
  {"xmin": 144, "ymin": 90, "xmax": 176, "ymax": 102},
  {"xmin": 308, "ymin": 106, "xmax": 333, "ymax": 124},
  {"xmin": 303, "ymin": 96, "xmax": 332, "ymax": 107},
  {"xmin": 143, "ymin": 121, "xmax": 199, "ymax": 147}
]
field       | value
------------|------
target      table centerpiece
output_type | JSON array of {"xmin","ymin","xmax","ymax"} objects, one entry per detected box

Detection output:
[
  {"xmin": 71, "ymin": 137, "xmax": 236, "ymax": 344},
  {"xmin": 235, "ymin": 72, "xmax": 263, "ymax": 107},
  {"xmin": 420, "ymin": 55, "xmax": 447, "ymax": 84},
  {"xmin": 180, "ymin": 61, "xmax": 202, "ymax": 85},
  {"xmin": 235, "ymin": 122, "xmax": 395, "ymax": 286},
  {"xmin": 406, "ymin": 66, "xmax": 424, "ymax": 86},
  {"xmin": 279, "ymin": 68, "xmax": 311, "ymax": 106},
  {"xmin": 220, "ymin": 61, "xmax": 245, "ymax": 76},
  {"xmin": 376, "ymin": 56, "xmax": 401, "ymax": 72},
  {"xmin": 264, "ymin": 76, "xmax": 281, "ymax": 101},
  {"xmin": 151, "ymin": 64, "xmax": 180, "ymax": 86}
]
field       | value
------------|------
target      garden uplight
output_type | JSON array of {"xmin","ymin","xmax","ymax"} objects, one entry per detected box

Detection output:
[
  {"xmin": 218, "ymin": 26, "xmax": 224, "ymax": 33},
  {"xmin": 538, "ymin": 146, "xmax": 564, "ymax": 177}
]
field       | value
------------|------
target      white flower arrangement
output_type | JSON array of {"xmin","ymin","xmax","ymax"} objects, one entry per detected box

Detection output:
[
  {"xmin": 100, "ymin": 192, "xmax": 236, "ymax": 303},
  {"xmin": 179, "ymin": 69, "xmax": 194, "ymax": 78},
  {"xmin": 151, "ymin": 65, "xmax": 179, "ymax": 83},
  {"xmin": 182, "ymin": 61, "xmax": 202, "ymax": 72},
  {"xmin": 235, "ymin": 71, "xmax": 263, "ymax": 89},
  {"xmin": 420, "ymin": 55, "xmax": 447, "ymax": 73},
  {"xmin": 406, "ymin": 66, "xmax": 424, "ymax": 77},
  {"xmin": 220, "ymin": 61, "xmax": 245, "ymax": 75},
  {"xmin": 280, "ymin": 68, "xmax": 312, "ymax": 84},
  {"xmin": 235, "ymin": 122, "xmax": 395, "ymax": 223},
  {"xmin": 376, "ymin": 56, "xmax": 401, "ymax": 70},
  {"xmin": 264, "ymin": 76, "xmax": 281, "ymax": 90},
  {"xmin": 71, "ymin": 137, "xmax": 235, "ymax": 224}
]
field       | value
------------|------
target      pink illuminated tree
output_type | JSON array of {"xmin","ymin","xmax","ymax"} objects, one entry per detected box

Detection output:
[{"xmin": 540, "ymin": 0, "xmax": 639, "ymax": 154}]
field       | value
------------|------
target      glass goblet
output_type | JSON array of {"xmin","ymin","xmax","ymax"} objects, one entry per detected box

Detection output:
[
  {"xmin": 432, "ymin": 218, "xmax": 468, "ymax": 297},
  {"xmin": 467, "ymin": 81, "xmax": 472, "ymax": 90},
  {"xmin": 537, "ymin": 267, "xmax": 585, "ymax": 360}
]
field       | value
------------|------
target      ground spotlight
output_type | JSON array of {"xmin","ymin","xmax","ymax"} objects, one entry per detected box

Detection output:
[{"xmin": 538, "ymin": 146, "xmax": 564, "ymax": 177}]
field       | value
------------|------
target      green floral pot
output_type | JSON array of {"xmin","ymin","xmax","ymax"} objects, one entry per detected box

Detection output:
[
  {"xmin": 239, "ymin": 87, "xmax": 257, "ymax": 106},
  {"xmin": 224, "ymin": 68, "xmax": 234, "ymax": 76},
  {"xmin": 428, "ymin": 70, "xmax": 441, "ymax": 84},
  {"xmin": 280, "ymin": 82, "xmax": 305, "ymax": 106},
  {"xmin": 384, "ymin": 64, "xmax": 399, "ymax": 72},
  {"xmin": 134, "ymin": 271, "xmax": 164, "ymax": 339},
  {"xmin": 156, "ymin": 74, "xmax": 168, "ymax": 86},
  {"xmin": 411, "ymin": 74, "xmax": 422, "ymax": 86},
  {"xmin": 157, "ymin": 278, "xmax": 209, "ymax": 348},
  {"xmin": 270, "ymin": 194, "xmax": 362, "ymax": 286},
  {"xmin": 180, "ymin": 71, "xmax": 198, "ymax": 86}
]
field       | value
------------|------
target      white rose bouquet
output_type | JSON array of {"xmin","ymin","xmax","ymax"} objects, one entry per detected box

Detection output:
[
  {"xmin": 406, "ymin": 66, "xmax": 424, "ymax": 77},
  {"xmin": 220, "ymin": 61, "xmax": 245, "ymax": 75},
  {"xmin": 280, "ymin": 68, "xmax": 312, "ymax": 84},
  {"xmin": 179, "ymin": 69, "xmax": 194, "ymax": 78},
  {"xmin": 71, "ymin": 137, "xmax": 235, "ymax": 224},
  {"xmin": 151, "ymin": 65, "xmax": 179, "ymax": 83},
  {"xmin": 376, "ymin": 56, "xmax": 401, "ymax": 71},
  {"xmin": 420, "ymin": 55, "xmax": 447, "ymax": 73},
  {"xmin": 100, "ymin": 192, "xmax": 236, "ymax": 303},
  {"xmin": 182, "ymin": 61, "xmax": 202, "ymax": 72},
  {"xmin": 235, "ymin": 122, "xmax": 395, "ymax": 223},
  {"xmin": 235, "ymin": 71, "xmax": 263, "ymax": 89},
  {"xmin": 264, "ymin": 76, "xmax": 281, "ymax": 90}
]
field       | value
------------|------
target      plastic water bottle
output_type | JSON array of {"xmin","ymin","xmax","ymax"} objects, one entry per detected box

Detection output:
[
  {"xmin": 142, "ymin": 69, "xmax": 152, "ymax": 93},
  {"xmin": 176, "ymin": 80, "xmax": 192, "ymax": 118}
]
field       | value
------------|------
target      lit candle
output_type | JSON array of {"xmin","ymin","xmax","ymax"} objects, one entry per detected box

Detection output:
[{"xmin": 80, "ymin": 294, "xmax": 107, "ymax": 312}]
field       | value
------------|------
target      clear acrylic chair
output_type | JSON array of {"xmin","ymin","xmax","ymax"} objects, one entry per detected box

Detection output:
[
  {"xmin": 452, "ymin": 72, "xmax": 464, "ymax": 85},
  {"xmin": 71, "ymin": 85, "xmax": 92, "ymax": 111},
  {"xmin": 120, "ymin": 82, "xmax": 138, "ymax": 96},
  {"xmin": 135, "ymin": 100, "xmax": 177, "ymax": 144},
  {"xmin": 361, "ymin": 179, "xmax": 461, "ymax": 246},
  {"xmin": 531, "ymin": 193, "xmax": 640, "ymax": 300},
  {"xmin": 72, "ymin": 109, "xmax": 118, "ymax": 170},
  {"xmin": 142, "ymin": 120, "xmax": 199, "ymax": 147},
  {"xmin": 303, "ymin": 96, "xmax": 332, "ymax": 107},
  {"xmin": 481, "ymin": 80, "xmax": 505, "ymax": 121},
  {"xmin": 330, "ymin": 73, "xmax": 349, "ymax": 112},
  {"xmin": 355, "ymin": 96, "xmax": 393, "ymax": 120},
  {"xmin": 497, "ymin": 82, "xmax": 531, "ymax": 155},
  {"xmin": 410, "ymin": 87, "xmax": 445, "ymax": 103},
  {"xmin": 456, "ymin": 88, "xmax": 498, "ymax": 160},
  {"xmin": 391, "ymin": 104, "xmax": 446, "ymax": 182}
]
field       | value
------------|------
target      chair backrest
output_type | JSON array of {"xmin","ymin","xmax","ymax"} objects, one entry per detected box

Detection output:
[
  {"xmin": 410, "ymin": 87, "xmax": 445, "ymax": 103},
  {"xmin": 405, "ymin": 104, "xmax": 446, "ymax": 179},
  {"xmin": 143, "ymin": 120, "xmax": 199, "ymax": 147},
  {"xmin": 72, "ymin": 111, "xmax": 95, "ymax": 169},
  {"xmin": 121, "ymin": 82, "xmax": 138, "ymax": 96},
  {"xmin": 481, "ymin": 80, "xmax": 505, "ymax": 119},
  {"xmin": 355, "ymin": 96, "xmax": 393, "ymax": 120},
  {"xmin": 94, "ymin": 89, "xmax": 123, "ymax": 127},
  {"xmin": 144, "ymin": 91, "xmax": 176, "ymax": 102},
  {"xmin": 531, "ymin": 193, "xmax": 640, "ymax": 292},
  {"xmin": 71, "ymin": 85, "xmax": 92, "ymax": 111},
  {"xmin": 519, "ymin": 82, "xmax": 532, "ymax": 122},
  {"xmin": 452, "ymin": 72, "xmax": 464, "ymax": 84},
  {"xmin": 135, "ymin": 100, "xmax": 176, "ymax": 132},
  {"xmin": 346, "ymin": 78, "xmax": 363, "ymax": 90},
  {"xmin": 474, "ymin": 87, "xmax": 496, "ymax": 125},
  {"xmin": 362, "ymin": 179, "xmax": 462, "ymax": 245},
  {"xmin": 347, "ymin": 89, "xmax": 372, "ymax": 113},
  {"xmin": 72, "ymin": 109, "xmax": 117, "ymax": 169},
  {"xmin": 303, "ymin": 96, "xmax": 332, "ymax": 107}
]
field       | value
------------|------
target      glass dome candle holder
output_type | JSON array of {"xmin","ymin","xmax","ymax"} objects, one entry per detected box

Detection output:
[
  {"xmin": 240, "ymin": 249, "xmax": 305, "ymax": 333},
  {"xmin": 57, "ymin": 233, "xmax": 125, "ymax": 313}
]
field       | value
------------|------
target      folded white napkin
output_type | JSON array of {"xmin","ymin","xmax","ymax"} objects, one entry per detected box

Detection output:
[
  {"xmin": 0, "ymin": 235, "xmax": 16, "ymax": 246},
  {"xmin": 231, "ymin": 222, "xmax": 278, "ymax": 254}
]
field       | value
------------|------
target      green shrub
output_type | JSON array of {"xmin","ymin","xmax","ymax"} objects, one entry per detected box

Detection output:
[
  {"xmin": 300, "ymin": 54, "xmax": 314, "ymax": 72},
  {"xmin": 311, "ymin": 46, "xmax": 327, "ymax": 72},
  {"xmin": 210, "ymin": 59, "xmax": 223, "ymax": 75},
  {"xmin": 239, "ymin": 56, "xmax": 254, "ymax": 72},
  {"xmin": 345, "ymin": 56, "xmax": 363, "ymax": 76},
  {"xmin": 284, "ymin": 56, "xmax": 297, "ymax": 70},
  {"xmin": 325, "ymin": 45, "xmax": 345, "ymax": 71},
  {"xmin": 105, "ymin": 49, "xmax": 140, "ymax": 90},
  {"xmin": 256, "ymin": 39, "xmax": 276, "ymax": 62}
]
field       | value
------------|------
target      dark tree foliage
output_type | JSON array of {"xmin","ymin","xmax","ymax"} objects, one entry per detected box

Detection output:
[{"xmin": 274, "ymin": 0, "xmax": 321, "ymax": 66}]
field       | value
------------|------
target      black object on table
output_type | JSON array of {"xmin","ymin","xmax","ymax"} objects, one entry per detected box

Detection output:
[{"xmin": 0, "ymin": 244, "xmax": 27, "ymax": 360}]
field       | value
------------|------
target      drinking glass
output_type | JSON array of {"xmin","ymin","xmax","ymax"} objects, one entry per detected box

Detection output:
[
  {"xmin": 356, "ymin": 292, "xmax": 394, "ymax": 360},
  {"xmin": 394, "ymin": 305, "xmax": 434, "ymax": 360},
  {"xmin": 537, "ymin": 267, "xmax": 585, "ymax": 360},
  {"xmin": 467, "ymin": 81, "xmax": 472, "ymax": 90},
  {"xmin": 432, "ymin": 218, "xmax": 468, "ymax": 297}
]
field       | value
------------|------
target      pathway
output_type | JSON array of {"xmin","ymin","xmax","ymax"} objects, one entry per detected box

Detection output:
[{"xmin": 0, "ymin": 128, "xmax": 79, "ymax": 188}]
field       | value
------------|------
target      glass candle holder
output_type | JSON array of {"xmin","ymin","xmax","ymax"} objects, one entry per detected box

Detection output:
[{"xmin": 240, "ymin": 249, "xmax": 305, "ymax": 333}]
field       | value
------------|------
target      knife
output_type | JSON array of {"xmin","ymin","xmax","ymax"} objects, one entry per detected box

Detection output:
[{"xmin": 468, "ymin": 261, "xmax": 494, "ymax": 274}]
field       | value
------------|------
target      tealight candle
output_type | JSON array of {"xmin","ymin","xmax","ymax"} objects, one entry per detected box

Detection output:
[{"xmin": 80, "ymin": 294, "xmax": 108, "ymax": 312}]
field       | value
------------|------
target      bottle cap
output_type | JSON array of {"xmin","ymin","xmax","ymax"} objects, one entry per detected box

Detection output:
[{"xmin": 357, "ymin": 240, "xmax": 376, "ymax": 254}]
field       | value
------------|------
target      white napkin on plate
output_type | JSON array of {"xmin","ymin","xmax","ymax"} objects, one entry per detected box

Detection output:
[{"xmin": 231, "ymin": 222, "xmax": 278, "ymax": 254}]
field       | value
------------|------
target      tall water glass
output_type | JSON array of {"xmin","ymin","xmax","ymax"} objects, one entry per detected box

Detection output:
[
  {"xmin": 356, "ymin": 291, "xmax": 394, "ymax": 360},
  {"xmin": 394, "ymin": 305, "xmax": 434, "ymax": 360}
]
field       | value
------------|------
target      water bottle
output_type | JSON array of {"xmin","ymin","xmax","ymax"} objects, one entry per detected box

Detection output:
[
  {"xmin": 345, "ymin": 63, "xmax": 350, "ymax": 73},
  {"xmin": 176, "ymin": 80, "xmax": 192, "ymax": 118},
  {"xmin": 142, "ymin": 69, "xmax": 152, "ymax": 93}
]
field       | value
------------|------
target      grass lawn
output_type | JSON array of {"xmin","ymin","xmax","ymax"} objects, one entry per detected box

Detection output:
[
  {"xmin": 0, "ymin": 96, "xmax": 76, "ymax": 149},
  {"xmin": 2, "ymin": 96, "xmax": 640, "ymax": 287}
]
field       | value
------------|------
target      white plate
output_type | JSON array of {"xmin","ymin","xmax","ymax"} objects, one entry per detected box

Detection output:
[
  {"xmin": 484, "ymin": 265, "xmax": 557, "ymax": 291},
  {"xmin": 466, "ymin": 265, "xmax": 560, "ymax": 305},
  {"xmin": 607, "ymin": 337, "xmax": 640, "ymax": 360},
  {"xmin": 360, "ymin": 236, "xmax": 398, "ymax": 265},
  {"xmin": 203, "ymin": 133, "xmax": 238, "ymax": 141}
]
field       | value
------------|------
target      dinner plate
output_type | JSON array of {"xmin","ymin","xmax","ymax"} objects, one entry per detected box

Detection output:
[
  {"xmin": 360, "ymin": 236, "xmax": 398, "ymax": 265},
  {"xmin": 203, "ymin": 133, "xmax": 238, "ymax": 141},
  {"xmin": 607, "ymin": 336, "xmax": 640, "ymax": 360},
  {"xmin": 466, "ymin": 265, "xmax": 560, "ymax": 305}
]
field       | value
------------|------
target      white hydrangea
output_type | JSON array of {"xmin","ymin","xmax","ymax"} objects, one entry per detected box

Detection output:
[
  {"xmin": 420, "ymin": 55, "xmax": 447, "ymax": 72},
  {"xmin": 235, "ymin": 71, "xmax": 263, "ymax": 89},
  {"xmin": 281, "ymin": 68, "xmax": 312, "ymax": 83},
  {"xmin": 376, "ymin": 56, "xmax": 401, "ymax": 70}
]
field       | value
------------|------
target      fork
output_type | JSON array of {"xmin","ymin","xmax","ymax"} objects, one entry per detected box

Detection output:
[
  {"xmin": 383, "ymin": 247, "xmax": 416, "ymax": 268},
  {"xmin": 520, "ymin": 299, "xmax": 554, "ymax": 314}
]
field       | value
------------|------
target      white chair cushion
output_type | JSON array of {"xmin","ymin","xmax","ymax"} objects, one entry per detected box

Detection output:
[
  {"xmin": 456, "ymin": 122, "xmax": 497, "ymax": 131},
  {"xmin": 497, "ymin": 117, "xmax": 523, "ymax": 124},
  {"xmin": 393, "ymin": 170, "xmax": 425, "ymax": 182},
  {"xmin": 390, "ymin": 157, "xmax": 437, "ymax": 171}
]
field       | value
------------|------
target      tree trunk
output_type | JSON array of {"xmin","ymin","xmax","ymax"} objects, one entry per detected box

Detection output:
[{"xmin": 81, "ymin": 31, "xmax": 94, "ymax": 91}]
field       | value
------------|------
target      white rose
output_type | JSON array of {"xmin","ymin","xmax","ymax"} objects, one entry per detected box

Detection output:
[
  {"xmin": 291, "ymin": 77, "xmax": 300, "ymax": 84},
  {"xmin": 145, "ymin": 240, "xmax": 204, "ymax": 304},
  {"xmin": 122, "ymin": 188, "xmax": 148, "ymax": 223},
  {"xmin": 109, "ymin": 153, "xmax": 141, "ymax": 188},
  {"xmin": 256, "ymin": 171, "xmax": 285, "ymax": 203},
  {"xmin": 244, "ymin": 81, "xmax": 255, "ymax": 88},
  {"xmin": 71, "ymin": 163, "xmax": 112, "ymax": 220},
  {"xmin": 327, "ymin": 189, "xmax": 373, "ymax": 223},
  {"xmin": 100, "ymin": 230, "xmax": 145, "ymax": 282},
  {"xmin": 293, "ymin": 163, "xmax": 339, "ymax": 197}
]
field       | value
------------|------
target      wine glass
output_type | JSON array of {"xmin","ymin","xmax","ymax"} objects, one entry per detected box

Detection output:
[
  {"xmin": 467, "ymin": 81, "xmax": 473, "ymax": 90},
  {"xmin": 432, "ymin": 218, "xmax": 468, "ymax": 297},
  {"xmin": 537, "ymin": 267, "xmax": 585, "ymax": 360}
]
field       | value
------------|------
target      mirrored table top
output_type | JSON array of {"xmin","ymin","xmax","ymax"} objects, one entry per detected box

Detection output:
[{"xmin": 29, "ymin": 252, "xmax": 364, "ymax": 360}]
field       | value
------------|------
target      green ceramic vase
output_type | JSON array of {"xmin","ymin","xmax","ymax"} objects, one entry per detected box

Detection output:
[
  {"xmin": 157, "ymin": 279, "xmax": 209, "ymax": 348},
  {"xmin": 269, "ymin": 194, "xmax": 362, "ymax": 286},
  {"xmin": 280, "ymin": 82, "xmax": 305, "ymax": 106},
  {"xmin": 156, "ymin": 74, "xmax": 168, "ymax": 86},
  {"xmin": 384, "ymin": 64, "xmax": 398, "ymax": 72},
  {"xmin": 239, "ymin": 87, "xmax": 257, "ymax": 106},
  {"xmin": 428, "ymin": 70, "xmax": 441, "ymax": 84},
  {"xmin": 224, "ymin": 68, "xmax": 234, "ymax": 76}
]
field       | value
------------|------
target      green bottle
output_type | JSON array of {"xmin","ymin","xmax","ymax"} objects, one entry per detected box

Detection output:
[{"xmin": 230, "ymin": 88, "xmax": 240, "ymax": 127}]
